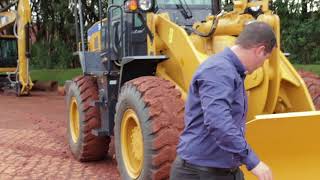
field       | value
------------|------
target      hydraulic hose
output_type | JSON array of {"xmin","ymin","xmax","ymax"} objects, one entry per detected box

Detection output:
[
  {"xmin": 185, "ymin": 10, "xmax": 224, "ymax": 38},
  {"xmin": 0, "ymin": 0, "xmax": 18, "ymax": 13}
]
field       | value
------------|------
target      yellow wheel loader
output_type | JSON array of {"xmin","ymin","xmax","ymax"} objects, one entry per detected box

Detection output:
[
  {"xmin": 66, "ymin": 0, "xmax": 320, "ymax": 179},
  {"xmin": 0, "ymin": 0, "xmax": 32, "ymax": 96}
]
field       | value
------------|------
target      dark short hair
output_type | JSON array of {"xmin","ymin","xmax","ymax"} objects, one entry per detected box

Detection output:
[{"xmin": 236, "ymin": 21, "xmax": 277, "ymax": 53}]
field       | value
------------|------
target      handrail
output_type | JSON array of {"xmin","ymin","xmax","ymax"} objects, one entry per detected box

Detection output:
[{"xmin": 106, "ymin": 5, "xmax": 124, "ymax": 73}]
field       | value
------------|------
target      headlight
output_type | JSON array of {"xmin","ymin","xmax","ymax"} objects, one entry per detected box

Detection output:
[
  {"xmin": 138, "ymin": 0, "xmax": 153, "ymax": 11},
  {"xmin": 248, "ymin": 0, "xmax": 261, "ymax": 12},
  {"xmin": 250, "ymin": 6, "xmax": 261, "ymax": 12}
]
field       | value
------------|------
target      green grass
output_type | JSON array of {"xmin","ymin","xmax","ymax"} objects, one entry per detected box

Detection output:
[
  {"xmin": 30, "ymin": 68, "xmax": 82, "ymax": 85},
  {"xmin": 29, "ymin": 65, "xmax": 320, "ymax": 86},
  {"xmin": 293, "ymin": 64, "xmax": 320, "ymax": 75}
]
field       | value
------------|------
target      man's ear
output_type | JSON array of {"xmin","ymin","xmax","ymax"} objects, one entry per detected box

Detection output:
[{"xmin": 256, "ymin": 45, "xmax": 266, "ymax": 56}]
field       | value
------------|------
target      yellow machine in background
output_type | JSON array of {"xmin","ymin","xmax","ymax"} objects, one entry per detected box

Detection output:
[
  {"xmin": 68, "ymin": 0, "xmax": 320, "ymax": 179},
  {"xmin": 0, "ymin": 0, "xmax": 32, "ymax": 95}
]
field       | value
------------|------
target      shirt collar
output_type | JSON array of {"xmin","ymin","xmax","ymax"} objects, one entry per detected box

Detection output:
[{"xmin": 224, "ymin": 47, "xmax": 247, "ymax": 78}]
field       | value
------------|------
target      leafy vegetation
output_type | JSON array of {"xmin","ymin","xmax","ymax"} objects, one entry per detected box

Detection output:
[
  {"xmin": 273, "ymin": 0, "xmax": 320, "ymax": 64},
  {"xmin": 30, "ymin": 0, "xmax": 108, "ymax": 69},
  {"xmin": 31, "ymin": 39, "xmax": 74, "ymax": 69}
]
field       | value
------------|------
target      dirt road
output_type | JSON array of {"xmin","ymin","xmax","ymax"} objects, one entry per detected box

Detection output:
[{"xmin": 0, "ymin": 91, "xmax": 120, "ymax": 179}]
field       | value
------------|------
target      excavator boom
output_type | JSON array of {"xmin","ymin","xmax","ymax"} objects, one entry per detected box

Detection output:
[{"xmin": 0, "ymin": 0, "xmax": 32, "ymax": 95}]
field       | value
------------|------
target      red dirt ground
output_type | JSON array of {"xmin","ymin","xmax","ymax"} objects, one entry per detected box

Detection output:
[
  {"xmin": 0, "ymin": 91, "xmax": 119, "ymax": 179},
  {"xmin": 298, "ymin": 70, "xmax": 320, "ymax": 110},
  {"xmin": 0, "ymin": 70, "xmax": 319, "ymax": 180}
]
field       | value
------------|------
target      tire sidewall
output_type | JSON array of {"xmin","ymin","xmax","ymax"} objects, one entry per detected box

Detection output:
[
  {"xmin": 115, "ymin": 84, "xmax": 153, "ymax": 180},
  {"xmin": 66, "ymin": 81, "xmax": 85, "ymax": 160}
]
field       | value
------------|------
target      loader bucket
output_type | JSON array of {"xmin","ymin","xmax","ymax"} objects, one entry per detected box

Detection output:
[{"xmin": 242, "ymin": 111, "xmax": 320, "ymax": 180}]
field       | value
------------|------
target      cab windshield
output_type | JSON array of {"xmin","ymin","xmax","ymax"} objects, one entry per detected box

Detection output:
[{"xmin": 157, "ymin": 0, "xmax": 214, "ymax": 26}]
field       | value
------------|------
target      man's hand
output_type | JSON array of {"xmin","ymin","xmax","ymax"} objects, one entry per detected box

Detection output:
[{"xmin": 250, "ymin": 161, "xmax": 273, "ymax": 180}]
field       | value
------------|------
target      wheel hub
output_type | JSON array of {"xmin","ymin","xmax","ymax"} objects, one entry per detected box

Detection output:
[
  {"xmin": 69, "ymin": 97, "xmax": 80, "ymax": 143},
  {"xmin": 121, "ymin": 109, "xmax": 144, "ymax": 179},
  {"xmin": 131, "ymin": 126, "xmax": 143, "ymax": 161}
]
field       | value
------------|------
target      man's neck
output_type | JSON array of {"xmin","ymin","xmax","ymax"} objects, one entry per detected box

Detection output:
[{"xmin": 230, "ymin": 45, "xmax": 250, "ymax": 73}]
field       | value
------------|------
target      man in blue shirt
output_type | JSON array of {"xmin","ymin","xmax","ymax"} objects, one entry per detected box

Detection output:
[{"xmin": 170, "ymin": 22, "xmax": 277, "ymax": 180}]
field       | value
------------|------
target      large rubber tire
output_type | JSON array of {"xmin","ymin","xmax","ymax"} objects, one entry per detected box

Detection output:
[
  {"xmin": 115, "ymin": 76, "xmax": 185, "ymax": 180},
  {"xmin": 67, "ymin": 75, "xmax": 111, "ymax": 161},
  {"xmin": 298, "ymin": 70, "xmax": 320, "ymax": 110}
]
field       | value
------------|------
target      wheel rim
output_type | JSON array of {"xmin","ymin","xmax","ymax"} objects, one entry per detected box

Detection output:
[
  {"xmin": 69, "ymin": 97, "xmax": 80, "ymax": 143},
  {"xmin": 121, "ymin": 109, "xmax": 144, "ymax": 179}
]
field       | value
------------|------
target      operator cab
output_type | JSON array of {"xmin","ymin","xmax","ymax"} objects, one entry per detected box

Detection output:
[
  {"xmin": 103, "ymin": 0, "xmax": 221, "ymax": 57},
  {"xmin": 78, "ymin": 0, "xmax": 222, "ymax": 76},
  {"xmin": 0, "ymin": 36, "xmax": 18, "ymax": 68},
  {"xmin": 0, "ymin": 36, "xmax": 18, "ymax": 89}
]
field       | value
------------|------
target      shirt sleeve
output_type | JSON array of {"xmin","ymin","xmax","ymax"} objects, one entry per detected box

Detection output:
[{"xmin": 197, "ymin": 66, "xmax": 260, "ymax": 170}]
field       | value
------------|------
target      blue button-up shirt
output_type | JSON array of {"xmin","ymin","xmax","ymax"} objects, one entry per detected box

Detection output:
[{"xmin": 177, "ymin": 47, "xmax": 260, "ymax": 170}]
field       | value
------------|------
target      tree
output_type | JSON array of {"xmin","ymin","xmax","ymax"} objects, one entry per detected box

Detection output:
[
  {"xmin": 31, "ymin": 0, "xmax": 108, "ymax": 69},
  {"xmin": 273, "ymin": 0, "xmax": 320, "ymax": 64}
]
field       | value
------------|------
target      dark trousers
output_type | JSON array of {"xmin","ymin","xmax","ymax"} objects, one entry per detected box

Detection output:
[{"xmin": 170, "ymin": 156, "xmax": 245, "ymax": 180}]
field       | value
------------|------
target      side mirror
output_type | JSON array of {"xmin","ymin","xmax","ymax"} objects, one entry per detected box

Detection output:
[{"xmin": 124, "ymin": 0, "xmax": 155, "ymax": 13}]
